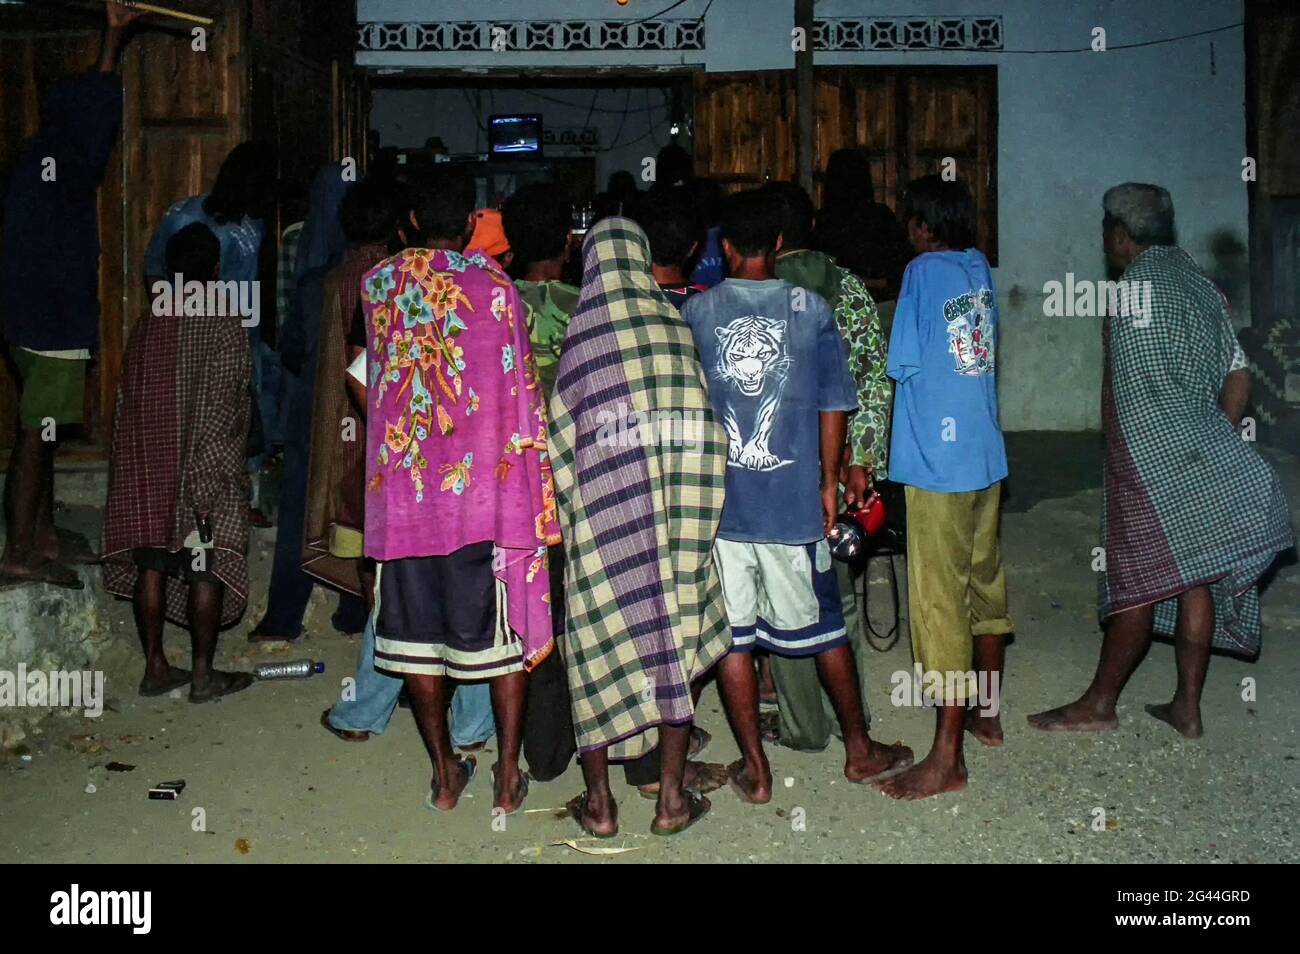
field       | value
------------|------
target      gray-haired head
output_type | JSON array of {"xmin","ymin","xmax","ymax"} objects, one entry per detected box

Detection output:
[{"xmin": 1102, "ymin": 183, "xmax": 1175, "ymax": 247}]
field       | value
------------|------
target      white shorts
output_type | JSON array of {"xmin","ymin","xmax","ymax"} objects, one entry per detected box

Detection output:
[{"xmin": 713, "ymin": 538, "xmax": 846, "ymax": 657}]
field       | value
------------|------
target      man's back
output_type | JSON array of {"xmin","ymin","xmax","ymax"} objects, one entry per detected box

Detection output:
[
  {"xmin": 683, "ymin": 277, "xmax": 856, "ymax": 545},
  {"xmin": 887, "ymin": 248, "xmax": 1007, "ymax": 494}
]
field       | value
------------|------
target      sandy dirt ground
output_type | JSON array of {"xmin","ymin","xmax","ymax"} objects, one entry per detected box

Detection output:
[{"xmin": 3, "ymin": 444, "xmax": 1298, "ymax": 864}]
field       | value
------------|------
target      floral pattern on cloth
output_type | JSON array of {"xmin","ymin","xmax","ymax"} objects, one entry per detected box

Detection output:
[
  {"xmin": 836, "ymin": 270, "xmax": 891, "ymax": 477},
  {"xmin": 359, "ymin": 246, "xmax": 561, "ymax": 668}
]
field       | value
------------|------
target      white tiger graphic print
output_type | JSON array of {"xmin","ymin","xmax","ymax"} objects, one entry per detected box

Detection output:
[{"xmin": 713, "ymin": 315, "xmax": 791, "ymax": 471}]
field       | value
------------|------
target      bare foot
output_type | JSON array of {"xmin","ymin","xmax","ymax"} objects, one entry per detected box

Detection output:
[
  {"xmin": 1145, "ymin": 702, "xmax": 1203, "ymax": 739},
  {"xmin": 965, "ymin": 707, "xmax": 1004, "ymax": 746},
  {"xmin": 846, "ymin": 740, "xmax": 914, "ymax": 784},
  {"xmin": 429, "ymin": 757, "xmax": 475, "ymax": 811},
  {"xmin": 726, "ymin": 758, "xmax": 772, "ymax": 804},
  {"xmin": 567, "ymin": 790, "xmax": 618, "ymax": 837},
  {"xmin": 875, "ymin": 752, "xmax": 967, "ymax": 800},
  {"xmin": 1027, "ymin": 699, "xmax": 1119, "ymax": 732}
]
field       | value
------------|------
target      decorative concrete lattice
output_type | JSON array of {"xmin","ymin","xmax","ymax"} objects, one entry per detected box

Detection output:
[
  {"xmin": 357, "ymin": 19, "xmax": 706, "ymax": 52},
  {"xmin": 814, "ymin": 16, "xmax": 1003, "ymax": 51}
]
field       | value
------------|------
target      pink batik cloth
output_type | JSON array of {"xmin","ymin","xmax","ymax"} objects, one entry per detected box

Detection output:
[{"xmin": 359, "ymin": 246, "xmax": 560, "ymax": 668}]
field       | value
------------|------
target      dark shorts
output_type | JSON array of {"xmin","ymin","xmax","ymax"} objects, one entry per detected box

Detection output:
[
  {"xmin": 13, "ymin": 349, "xmax": 86, "ymax": 430},
  {"xmin": 133, "ymin": 546, "xmax": 220, "ymax": 584},
  {"xmin": 373, "ymin": 541, "xmax": 525, "ymax": 680}
]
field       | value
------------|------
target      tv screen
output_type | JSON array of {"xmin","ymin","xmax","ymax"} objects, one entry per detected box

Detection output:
[{"xmin": 489, "ymin": 114, "xmax": 543, "ymax": 158}]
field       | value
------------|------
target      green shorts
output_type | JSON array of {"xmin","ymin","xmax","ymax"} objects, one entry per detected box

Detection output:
[
  {"xmin": 904, "ymin": 482, "xmax": 1014, "ymax": 704},
  {"xmin": 13, "ymin": 349, "xmax": 86, "ymax": 430}
]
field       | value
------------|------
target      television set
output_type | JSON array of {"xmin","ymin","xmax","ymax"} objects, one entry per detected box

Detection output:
[{"xmin": 489, "ymin": 114, "xmax": 543, "ymax": 158}]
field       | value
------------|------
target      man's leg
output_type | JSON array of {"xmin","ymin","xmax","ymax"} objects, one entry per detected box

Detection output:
[
  {"xmin": 1027, "ymin": 602, "xmax": 1154, "ymax": 731},
  {"xmin": 768, "ymin": 653, "xmax": 832, "ymax": 750},
  {"xmin": 450, "ymin": 682, "xmax": 495, "ymax": 750},
  {"xmin": 878, "ymin": 486, "xmax": 973, "ymax": 799},
  {"xmin": 717, "ymin": 649, "xmax": 772, "ymax": 803},
  {"xmin": 1, "ymin": 429, "xmax": 77, "ymax": 583},
  {"xmin": 652, "ymin": 722, "xmax": 710, "ymax": 831},
  {"xmin": 134, "ymin": 566, "xmax": 188, "ymax": 692},
  {"xmin": 965, "ymin": 633, "xmax": 1006, "ymax": 745},
  {"xmin": 488, "ymin": 670, "xmax": 528, "ymax": 812},
  {"xmin": 878, "ymin": 704, "xmax": 967, "ymax": 799},
  {"xmin": 326, "ymin": 613, "xmax": 403, "ymax": 736},
  {"xmin": 574, "ymin": 745, "xmax": 618, "ymax": 836},
  {"xmin": 712, "ymin": 539, "xmax": 771, "ymax": 803},
  {"xmin": 188, "ymin": 578, "xmax": 253, "ymax": 701},
  {"xmin": 1145, "ymin": 585, "xmax": 1212, "ymax": 738},
  {"xmin": 815, "ymin": 643, "xmax": 910, "ymax": 781},
  {"xmin": 406, "ymin": 673, "xmax": 472, "ymax": 810}
]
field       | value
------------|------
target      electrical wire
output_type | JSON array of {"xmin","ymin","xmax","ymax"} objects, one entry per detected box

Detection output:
[{"xmin": 989, "ymin": 21, "xmax": 1241, "ymax": 54}]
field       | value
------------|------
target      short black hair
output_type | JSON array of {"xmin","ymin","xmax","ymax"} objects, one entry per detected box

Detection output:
[
  {"xmin": 406, "ymin": 168, "xmax": 476, "ymax": 244},
  {"xmin": 165, "ymin": 222, "xmax": 220, "ymax": 279},
  {"xmin": 340, "ymin": 174, "xmax": 402, "ymax": 244},
  {"xmin": 764, "ymin": 181, "xmax": 815, "ymax": 250},
  {"xmin": 640, "ymin": 187, "xmax": 698, "ymax": 268},
  {"xmin": 501, "ymin": 183, "xmax": 571, "ymax": 272},
  {"xmin": 720, "ymin": 188, "xmax": 782, "ymax": 258},
  {"xmin": 902, "ymin": 174, "xmax": 977, "ymax": 249},
  {"xmin": 204, "ymin": 141, "xmax": 278, "ymax": 224}
]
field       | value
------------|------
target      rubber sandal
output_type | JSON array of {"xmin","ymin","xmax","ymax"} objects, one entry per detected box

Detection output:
[
  {"xmin": 320, "ymin": 708, "xmax": 370, "ymax": 742},
  {"xmin": 651, "ymin": 791, "xmax": 711, "ymax": 836},
  {"xmin": 850, "ymin": 742, "xmax": 915, "ymax": 785},
  {"xmin": 425, "ymin": 757, "xmax": 477, "ymax": 812},
  {"xmin": 139, "ymin": 668, "xmax": 192, "ymax": 697},
  {"xmin": 189, "ymin": 671, "xmax": 255, "ymax": 704}
]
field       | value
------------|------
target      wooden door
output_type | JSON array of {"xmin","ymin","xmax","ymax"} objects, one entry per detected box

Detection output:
[{"xmin": 693, "ymin": 66, "xmax": 998, "ymax": 262}]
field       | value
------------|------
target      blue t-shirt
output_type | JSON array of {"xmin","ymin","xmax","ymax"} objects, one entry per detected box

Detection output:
[
  {"xmin": 886, "ymin": 249, "xmax": 1007, "ymax": 493},
  {"xmin": 143, "ymin": 194, "xmax": 264, "ymax": 283},
  {"xmin": 683, "ymin": 277, "xmax": 857, "ymax": 544}
]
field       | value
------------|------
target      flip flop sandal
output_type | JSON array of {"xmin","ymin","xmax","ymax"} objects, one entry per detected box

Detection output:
[
  {"xmin": 566, "ymin": 792, "xmax": 618, "ymax": 838},
  {"xmin": 189, "ymin": 672, "xmax": 255, "ymax": 704},
  {"xmin": 489, "ymin": 763, "xmax": 530, "ymax": 815},
  {"xmin": 651, "ymin": 791, "xmax": 711, "ymax": 836},
  {"xmin": 851, "ymin": 742, "xmax": 915, "ymax": 785},
  {"xmin": 424, "ymin": 757, "xmax": 477, "ymax": 812},
  {"xmin": 320, "ymin": 708, "xmax": 370, "ymax": 742},
  {"xmin": 139, "ymin": 668, "xmax": 192, "ymax": 697}
]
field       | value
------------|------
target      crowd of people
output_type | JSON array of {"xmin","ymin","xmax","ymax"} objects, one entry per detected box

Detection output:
[{"xmin": 2, "ymin": 3, "xmax": 1292, "ymax": 837}]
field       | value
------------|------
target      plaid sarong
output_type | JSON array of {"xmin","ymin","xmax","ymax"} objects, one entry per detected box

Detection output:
[
  {"xmin": 549, "ymin": 217, "xmax": 731, "ymax": 759},
  {"xmin": 1100, "ymin": 245, "xmax": 1292, "ymax": 655},
  {"xmin": 102, "ymin": 312, "xmax": 252, "ymax": 626}
]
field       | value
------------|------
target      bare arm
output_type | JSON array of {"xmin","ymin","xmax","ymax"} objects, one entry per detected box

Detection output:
[
  {"xmin": 1220, "ymin": 368, "xmax": 1250, "ymax": 427},
  {"xmin": 819, "ymin": 410, "xmax": 848, "ymax": 536},
  {"xmin": 97, "ymin": 2, "xmax": 146, "ymax": 73}
]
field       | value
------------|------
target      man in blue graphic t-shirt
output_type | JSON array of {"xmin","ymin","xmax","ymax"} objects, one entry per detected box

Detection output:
[
  {"xmin": 880, "ymin": 174, "xmax": 1014, "ymax": 801},
  {"xmin": 683, "ymin": 189, "xmax": 915, "ymax": 806}
]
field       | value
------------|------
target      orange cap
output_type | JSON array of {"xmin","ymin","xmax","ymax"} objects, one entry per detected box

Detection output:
[{"xmin": 468, "ymin": 208, "xmax": 509, "ymax": 257}]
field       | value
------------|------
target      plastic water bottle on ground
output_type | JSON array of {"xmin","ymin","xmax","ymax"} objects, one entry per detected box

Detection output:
[{"xmin": 254, "ymin": 660, "xmax": 325, "ymax": 680}]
